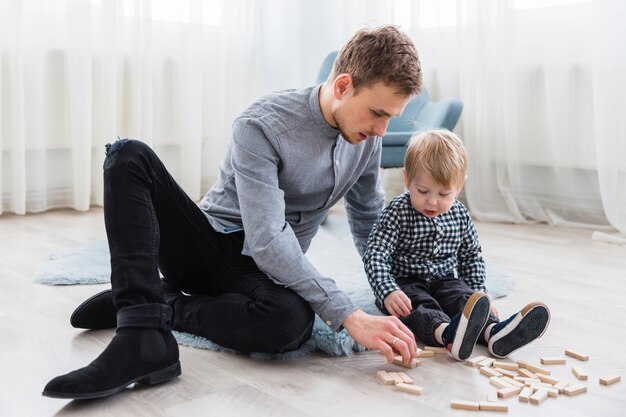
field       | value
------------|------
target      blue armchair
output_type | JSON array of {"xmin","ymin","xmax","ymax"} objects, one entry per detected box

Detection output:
[{"xmin": 316, "ymin": 51, "xmax": 463, "ymax": 168}]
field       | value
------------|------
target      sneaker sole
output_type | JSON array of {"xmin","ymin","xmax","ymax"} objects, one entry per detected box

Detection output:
[
  {"xmin": 41, "ymin": 361, "xmax": 182, "ymax": 400},
  {"xmin": 450, "ymin": 291, "xmax": 491, "ymax": 361},
  {"xmin": 489, "ymin": 302, "xmax": 550, "ymax": 358}
]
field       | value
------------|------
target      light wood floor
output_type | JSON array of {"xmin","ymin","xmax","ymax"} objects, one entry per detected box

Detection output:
[{"xmin": 1, "ymin": 208, "xmax": 625, "ymax": 417}]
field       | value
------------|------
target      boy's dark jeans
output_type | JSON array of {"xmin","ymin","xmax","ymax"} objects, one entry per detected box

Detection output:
[
  {"xmin": 103, "ymin": 139, "xmax": 314, "ymax": 353},
  {"xmin": 390, "ymin": 276, "xmax": 498, "ymax": 347}
]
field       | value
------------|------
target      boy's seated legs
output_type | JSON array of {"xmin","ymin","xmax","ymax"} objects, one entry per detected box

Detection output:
[
  {"xmin": 395, "ymin": 278, "xmax": 490, "ymax": 361},
  {"xmin": 480, "ymin": 302, "xmax": 551, "ymax": 358},
  {"xmin": 440, "ymin": 291, "xmax": 491, "ymax": 361}
]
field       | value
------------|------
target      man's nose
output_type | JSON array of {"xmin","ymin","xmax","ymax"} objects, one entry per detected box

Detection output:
[{"xmin": 373, "ymin": 119, "xmax": 390, "ymax": 137}]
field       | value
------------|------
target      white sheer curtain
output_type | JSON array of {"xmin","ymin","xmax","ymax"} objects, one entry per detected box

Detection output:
[
  {"xmin": 2, "ymin": 0, "xmax": 625, "ymax": 241},
  {"xmin": 0, "ymin": 0, "xmax": 303, "ymax": 214},
  {"xmin": 300, "ymin": 0, "xmax": 626, "ymax": 239},
  {"xmin": 404, "ymin": 0, "xmax": 626, "ymax": 237}
]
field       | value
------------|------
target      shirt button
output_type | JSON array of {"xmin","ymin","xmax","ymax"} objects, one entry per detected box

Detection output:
[
  {"xmin": 437, "ymin": 226, "xmax": 443, "ymax": 232},
  {"xmin": 335, "ymin": 160, "xmax": 340, "ymax": 166},
  {"xmin": 326, "ymin": 320, "xmax": 332, "ymax": 326}
]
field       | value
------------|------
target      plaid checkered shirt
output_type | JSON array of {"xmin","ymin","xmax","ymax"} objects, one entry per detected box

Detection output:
[{"xmin": 363, "ymin": 192, "xmax": 486, "ymax": 308}]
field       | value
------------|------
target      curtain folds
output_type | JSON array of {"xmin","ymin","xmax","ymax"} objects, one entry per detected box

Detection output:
[
  {"xmin": 1, "ymin": 0, "xmax": 625, "ymax": 241},
  {"xmin": 0, "ymin": 0, "xmax": 300, "ymax": 213}
]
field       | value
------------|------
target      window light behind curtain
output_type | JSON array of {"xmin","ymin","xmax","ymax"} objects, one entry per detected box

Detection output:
[
  {"xmin": 402, "ymin": 0, "xmax": 626, "ymax": 240},
  {"xmin": 1, "ymin": 0, "xmax": 625, "ymax": 243},
  {"xmin": 0, "ymin": 0, "xmax": 300, "ymax": 214}
]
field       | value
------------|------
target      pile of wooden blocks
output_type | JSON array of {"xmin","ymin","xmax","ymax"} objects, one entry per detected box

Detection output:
[
  {"xmin": 376, "ymin": 346, "xmax": 448, "ymax": 396},
  {"xmin": 450, "ymin": 348, "xmax": 620, "ymax": 412},
  {"xmin": 375, "ymin": 346, "xmax": 621, "ymax": 413}
]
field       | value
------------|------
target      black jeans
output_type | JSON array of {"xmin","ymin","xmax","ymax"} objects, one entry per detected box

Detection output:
[
  {"xmin": 391, "ymin": 276, "xmax": 498, "ymax": 347},
  {"xmin": 103, "ymin": 139, "xmax": 314, "ymax": 353}
]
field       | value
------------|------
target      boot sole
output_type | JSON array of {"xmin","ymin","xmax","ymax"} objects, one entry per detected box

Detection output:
[
  {"xmin": 42, "ymin": 361, "xmax": 182, "ymax": 400},
  {"xmin": 489, "ymin": 303, "xmax": 550, "ymax": 358},
  {"xmin": 450, "ymin": 292, "xmax": 491, "ymax": 361}
]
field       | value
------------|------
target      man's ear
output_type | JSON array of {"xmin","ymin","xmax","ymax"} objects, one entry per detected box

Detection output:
[{"xmin": 333, "ymin": 74, "xmax": 353, "ymax": 99}]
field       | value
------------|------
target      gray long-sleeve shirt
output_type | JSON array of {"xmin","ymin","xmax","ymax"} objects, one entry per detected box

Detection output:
[{"xmin": 198, "ymin": 86, "xmax": 385, "ymax": 331}]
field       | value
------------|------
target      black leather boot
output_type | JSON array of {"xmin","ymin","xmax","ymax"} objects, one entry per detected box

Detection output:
[
  {"xmin": 70, "ymin": 282, "xmax": 184, "ymax": 330},
  {"xmin": 43, "ymin": 303, "xmax": 181, "ymax": 399},
  {"xmin": 70, "ymin": 289, "xmax": 116, "ymax": 329}
]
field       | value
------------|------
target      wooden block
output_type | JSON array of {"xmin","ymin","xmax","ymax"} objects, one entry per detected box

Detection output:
[
  {"xmin": 387, "ymin": 372, "xmax": 404, "ymax": 385},
  {"xmin": 518, "ymin": 387, "xmax": 533, "ymax": 402},
  {"xmin": 565, "ymin": 349, "xmax": 589, "ymax": 361},
  {"xmin": 529, "ymin": 389, "xmax": 548, "ymax": 405},
  {"xmin": 537, "ymin": 373, "xmax": 559, "ymax": 385},
  {"xmin": 494, "ymin": 367, "xmax": 518, "ymax": 378},
  {"xmin": 529, "ymin": 385, "xmax": 558, "ymax": 397},
  {"xmin": 523, "ymin": 379, "xmax": 542, "ymax": 386},
  {"xmin": 553, "ymin": 380, "xmax": 569, "ymax": 393},
  {"xmin": 479, "ymin": 358, "xmax": 496, "ymax": 368},
  {"xmin": 466, "ymin": 355, "xmax": 488, "ymax": 367},
  {"xmin": 479, "ymin": 401, "xmax": 508, "ymax": 412},
  {"xmin": 564, "ymin": 384, "xmax": 587, "ymax": 396},
  {"xmin": 572, "ymin": 366, "xmax": 588, "ymax": 381},
  {"xmin": 394, "ymin": 382, "xmax": 423, "ymax": 395},
  {"xmin": 450, "ymin": 400, "xmax": 480, "ymax": 411},
  {"xmin": 497, "ymin": 386, "xmax": 522, "ymax": 398},
  {"xmin": 528, "ymin": 382, "xmax": 555, "ymax": 390},
  {"xmin": 501, "ymin": 376, "xmax": 525, "ymax": 388},
  {"xmin": 424, "ymin": 345, "xmax": 448, "ymax": 355},
  {"xmin": 517, "ymin": 360, "xmax": 551, "ymax": 375},
  {"xmin": 487, "ymin": 391, "xmax": 498, "ymax": 402},
  {"xmin": 480, "ymin": 367, "xmax": 503, "ymax": 378},
  {"xmin": 493, "ymin": 361, "xmax": 519, "ymax": 371},
  {"xmin": 518, "ymin": 368, "xmax": 539, "ymax": 379},
  {"xmin": 376, "ymin": 370, "xmax": 395, "ymax": 385},
  {"xmin": 393, "ymin": 355, "xmax": 421, "ymax": 369},
  {"xmin": 490, "ymin": 377, "xmax": 512, "ymax": 389},
  {"xmin": 599, "ymin": 375, "xmax": 621, "ymax": 385},
  {"xmin": 517, "ymin": 377, "xmax": 541, "ymax": 384},
  {"xmin": 540, "ymin": 356, "xmax": 566, "ymax": 365},
  {"xmin": 416, "ymin": 350, "xmax": 435, "ymax": 358},
  {"xmin": 397, "ymin": 372, "xmax": 414, "ymax": 384}
]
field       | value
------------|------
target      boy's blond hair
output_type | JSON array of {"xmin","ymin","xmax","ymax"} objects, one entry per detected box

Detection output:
[
  {"xmin": 329, "ymin": 25, "xmax": 422, "ymax": 96},
  {"xmin": 404, "ymin": 130, "xmax": 467, "ymax": 189}
]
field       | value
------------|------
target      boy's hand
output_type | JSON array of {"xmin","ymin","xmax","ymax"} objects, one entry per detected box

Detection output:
[
  {"xmin": 384, "ymin": 290, "xmax": 412, "ymax": 317},
  {"xmin": 486, "ymin": 293, "xmax": 499, "ymax": 318}
]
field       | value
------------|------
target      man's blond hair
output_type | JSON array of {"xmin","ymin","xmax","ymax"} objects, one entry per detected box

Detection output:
[
  {"xmin": 329, "ymin": 25, "xmax": 422, "ymax": 96},
  {"xmin": 404, "ymin": 130, "xmax": 467, "ymax": 189}
]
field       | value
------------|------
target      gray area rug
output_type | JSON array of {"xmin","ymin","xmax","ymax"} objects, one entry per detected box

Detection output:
[{"xmin": 33, "ymin": 214, "xmax": 514, "ymax": 359}]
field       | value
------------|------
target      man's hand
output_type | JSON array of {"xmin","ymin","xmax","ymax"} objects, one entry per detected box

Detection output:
[
  {"xmin": 342, "ymin": 309, "xmax": 417, "ymax": 365},
  {"xmin": 383, "ymin": 290, "xmax": 412, "ymax": 317}
]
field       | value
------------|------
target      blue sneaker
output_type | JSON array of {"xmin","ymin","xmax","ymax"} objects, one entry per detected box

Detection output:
[
  {"xmin": 488, "ymin": 302, "xmax": 551, "ymax": 358},
  {"xmin": 442, "ymin": 291, "xmax": 491, "ymax": 361}
]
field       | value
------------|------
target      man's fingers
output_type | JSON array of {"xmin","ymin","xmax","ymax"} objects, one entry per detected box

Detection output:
[{"xmin": 394, "ymin": 320, "xmax": 418, "ymax": 354}]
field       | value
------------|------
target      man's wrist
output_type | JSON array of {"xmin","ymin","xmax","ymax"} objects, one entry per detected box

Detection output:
[{"xmin": 342, "ymin": 308, "xmax": 365, "ymax": 330}]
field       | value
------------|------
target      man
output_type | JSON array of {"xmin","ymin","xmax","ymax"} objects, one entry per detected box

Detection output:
[{"xmin": 43, "ymin": 25, "xmax": 423, "ymax": 400}]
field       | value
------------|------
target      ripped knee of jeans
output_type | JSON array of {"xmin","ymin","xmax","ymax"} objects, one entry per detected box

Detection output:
[{"xmin": 104, "ymin": 138, "xmax": 130, "ymax": 169}]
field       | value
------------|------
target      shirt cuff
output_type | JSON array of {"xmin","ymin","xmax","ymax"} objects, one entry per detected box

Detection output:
[{"xmin": 316, "ymin": 291, "xmax": 358, "ymax": 332}]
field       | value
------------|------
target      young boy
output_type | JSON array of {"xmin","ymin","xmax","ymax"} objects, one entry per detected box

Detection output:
[{"xmin": 363, "ymin": 130, "xmax": 551, "ymax": 360}]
